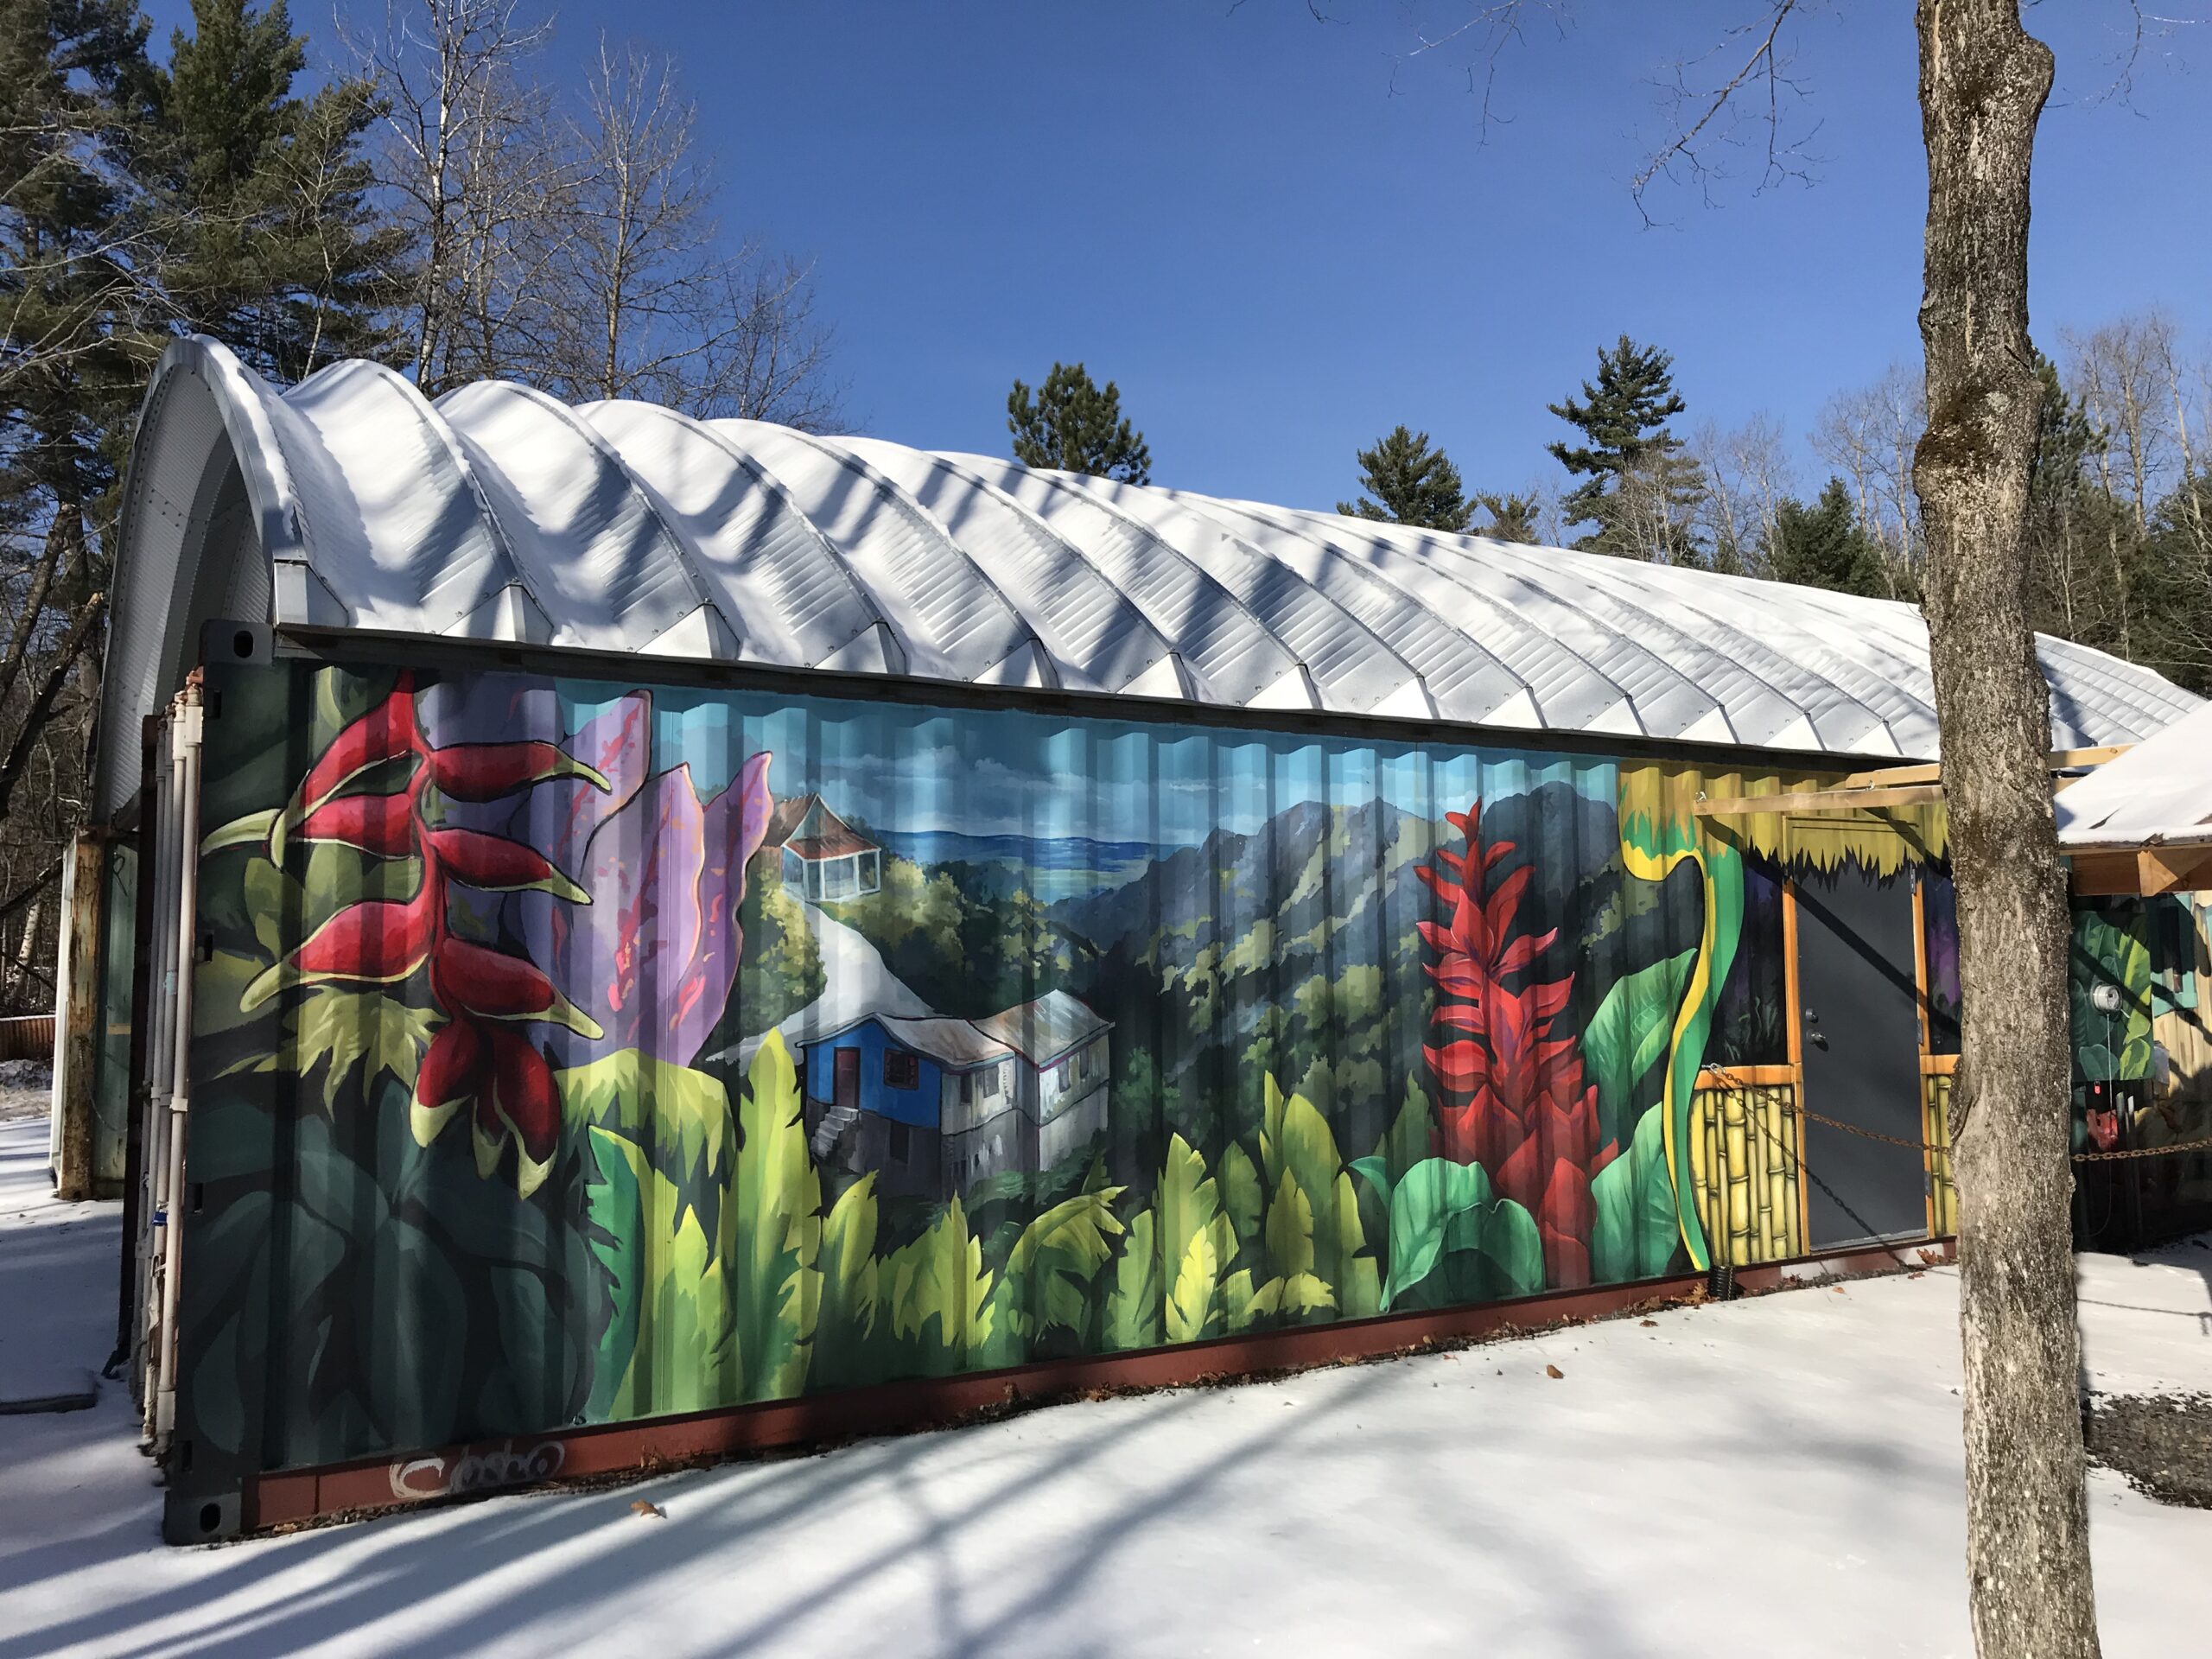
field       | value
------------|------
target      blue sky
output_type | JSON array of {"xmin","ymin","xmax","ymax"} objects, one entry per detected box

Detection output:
[{"xmin": 153, "ymin": 2, "xmax": 2209, "ymax": 509}]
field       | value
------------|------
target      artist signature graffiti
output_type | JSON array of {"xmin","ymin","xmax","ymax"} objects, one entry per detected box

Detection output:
[{"xmin": 387, "ymin": 1439, "xmax": 565, "ymax": 1502}]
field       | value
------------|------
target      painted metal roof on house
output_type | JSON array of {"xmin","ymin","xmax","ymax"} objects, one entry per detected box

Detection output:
[
  {"xmin": 971, "ymin": 990, "xmax": 1112, "ymax": 1069},
  {"xmin": 878, "ymin": 1015, "xmax": 1017, "ymax": 1071},
  {"xmin": 95, "ymin": 334, "xmax": 2204, "ymax": 817}
]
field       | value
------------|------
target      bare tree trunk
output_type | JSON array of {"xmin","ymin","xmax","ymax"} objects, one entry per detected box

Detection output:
[{"xmin": 1911, "ymin": 5, "xmax": 2100, "ymax": 1656}]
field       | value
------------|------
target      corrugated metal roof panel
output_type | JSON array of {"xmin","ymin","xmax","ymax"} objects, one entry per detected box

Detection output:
[{"xmin": 95, "ymin": 335, "xmax": 2204, "ymax": 820}]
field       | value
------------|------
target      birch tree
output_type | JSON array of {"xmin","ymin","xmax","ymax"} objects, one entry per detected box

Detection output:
[
  {"xmin": 347, "ymin": 0, "xmax": 568, "ymax": 394},
  {"xmin": 542, "ymin": 40, "xmax": 843, "ymax": 426}
]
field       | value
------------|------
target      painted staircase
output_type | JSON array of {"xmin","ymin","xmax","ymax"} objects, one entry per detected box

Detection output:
[{"xmin": 810, "ymin": 1098, "xmax": 859, "ymax": 1160}]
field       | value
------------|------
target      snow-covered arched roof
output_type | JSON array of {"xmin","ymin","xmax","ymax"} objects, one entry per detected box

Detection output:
[{"xmin": 96, "ymin": 334, "xmax": 2201, "ymax": 817}]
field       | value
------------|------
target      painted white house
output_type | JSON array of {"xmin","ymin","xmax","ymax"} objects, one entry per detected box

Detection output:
[
  {"xmin": 764, "ymin": 794, "xmax": 881, "ymax": 901},
  {"xmin": 967, "ymin": 990, "xmax": 1112, "ymax": 1179}
]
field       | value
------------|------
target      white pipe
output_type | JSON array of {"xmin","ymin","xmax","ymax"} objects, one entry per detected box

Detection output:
[
  {"xmin": 151, "ymin": 687, "xmax": 204, "ymax": 1448},
  {"xmin": 138, "ymin": 732, "xmax": 184, "ymax": 1437}
]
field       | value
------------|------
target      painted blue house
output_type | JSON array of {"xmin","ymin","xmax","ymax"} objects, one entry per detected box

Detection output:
[{"xmin": 798, "ymin": 995, "xmax": 1111, "ymax": 1198}]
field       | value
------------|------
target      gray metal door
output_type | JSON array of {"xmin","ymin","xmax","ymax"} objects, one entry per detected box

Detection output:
[{"xmin": 1795, "ymin": 866, "xmax": 1929, "ymax": 1249}]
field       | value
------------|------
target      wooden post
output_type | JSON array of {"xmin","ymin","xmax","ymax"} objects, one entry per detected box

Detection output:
[{"xmin": 52, "ymin": 832, "xmax": 106, "ymax": 1202}]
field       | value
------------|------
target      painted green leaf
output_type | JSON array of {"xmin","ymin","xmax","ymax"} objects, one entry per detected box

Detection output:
[
  {"xmin": 811, "ymin": 1174, "xmax": 880, "ymax": 1389},
  {"xmin": 243, "ymin": 855, "xmax": 290, "ymax": 962},
  {"xmin": 583, "ymin": 1125, "xmax": 731, "ymax": 1421},
  {"xmin": 1374, "ymin": 1077, "xmax": 1435, "ymax": 1187},
  {"xmin": 1479, "ymin": 1197, "xmax": 1545, "ymax": 1298},
  {"xmin": 559, "ymin": 1048, "xmax": 735, "ymax": 1188},
  {"xmin": 1348, "ymin": 1155, "xmax": 1393, "ymax": 1211},
  {"xmin": 1165, "ymin": 1224, "xmax": 1221, "ymax": 1344},
  {"xmin": 1219, "ymin": 1141, "xmax": 1264, "ymax": 1252},
  {"xmin": 982, "ymin": 1185, "xmax": 1128, "ymax": 1362},
  {"xmin": 200, "ymin": 950, "xmax": 282, "ymax": 1035},
  {"xmin": 1588, "ymin": 1104, "xmax": 1680, "ymax": 1284},
  {"xmin": 200, "ymin": 807, "xmax": 277, "ymax": 857},
  {"xmin": 1158, "ymin": 1133, "xmax": 1222, "ymax": 1281},
  {"xmin": 1221, "ymin": 1268, "xmax": 1260, "ymax": 1333},
  {"xmin": 1103, "ymin": 1208, "xmax": 1162, "ymax": 1351},
  {"xmin": 1272, "ymin": 1271, "xmax": 1335, "ymax": 1315},
  {"xmin": 1381, "ymin": 1157, "xmax": 1492, "ymax": 1310},
  {"xmin": 1263, "ymin": 1169, "xmax": 1316, "ymax": 1281},
  {"xmin": 287, "ymin": 988, "xmax": 433, "ymax": 1111},
  {"xmin": 883, "ymin": 1197, "xmax": 994, "ymax": 1370},
  {"xmin": 727, "ymin": 1032, "xmax": 821, "ymax": 1400},
  {"xmin": 1583, "ymin": 949, "xmax": 1697, "ymax": 1107}
]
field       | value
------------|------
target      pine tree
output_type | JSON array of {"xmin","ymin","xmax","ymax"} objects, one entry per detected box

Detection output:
[
  {"xmin": 1765, "ymin": 478, "xmax": 1885, "ymax": 596},
  {"xmin": 1007, "ymin": 362, "xmax": 1150, "ymax": 483},
  {"xmin": 0, "ymin": 0, "xmax": 162, "ymax": 877},
  {"xmin": 153, "ymin": 0, "xmax": 403, "ymax": 381},
  {"xmin": 1475, "ymin": 490, "xmax": 1541, "ymax": 543},
  {"xmin": 1546, "ymin": 334, "xmax": 1702, "ymax": 558},
  {"xmin": 0, "ymin": 0, "xmax": 162, "ymax": 603},
  {"xmin": 1337, "ymin": 425, "xmax": 1473, "ymax": 531}
]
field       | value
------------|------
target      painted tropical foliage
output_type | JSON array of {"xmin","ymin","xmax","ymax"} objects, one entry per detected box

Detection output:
[{"xmin": 179, "ymin": 660, "xmax": 1796, "ymax": 1479}]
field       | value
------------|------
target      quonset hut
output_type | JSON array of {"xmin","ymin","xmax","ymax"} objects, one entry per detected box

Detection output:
[{"xmin": 71, "ymin": 336, "xmax": 2208, "ymax": 1541}]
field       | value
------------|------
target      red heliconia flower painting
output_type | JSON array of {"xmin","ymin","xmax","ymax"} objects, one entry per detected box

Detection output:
[
  {"xmin": 1418, "ymin": 799, "xmax": 1618, "ymax": 1289},
  {"xmin": 236, "ymin": 672, "xmax": 772, "ymax": 1199}
]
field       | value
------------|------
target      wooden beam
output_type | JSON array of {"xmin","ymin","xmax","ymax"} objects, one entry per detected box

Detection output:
[
  {"xmin": 2136, "ymin": 845, "xmax": 2212, "ymax": 895},
  {"xmin": 2069, "ymin": 851, "xmax": 2135, "ymax": 896},
  {"xmin": 1694, "ymin": 783, "xmax": 1946, "ymax": 817},
  {"xmin": 2051, "ymin": 744, "xmax": 2132, "ymax": 772},
  {"xmin": 1832, "ymin": 746, "xmax": 2126, "ymax": 791},
  {"xmin": 1834, "ymin": 761, "xmax": 1942, "ymax": 790}
]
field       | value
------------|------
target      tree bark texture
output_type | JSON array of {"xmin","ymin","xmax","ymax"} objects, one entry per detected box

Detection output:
[{"xmin": 1910, "ymin": 4, "xmax": 2101, "ymax": 1656}]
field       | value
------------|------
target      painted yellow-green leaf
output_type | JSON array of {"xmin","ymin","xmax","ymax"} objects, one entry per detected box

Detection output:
[
  {"xmin": 821, "ymin": 1176, "xmax": 880, "ymax": 1334},
  {"xmin": 1590, "ymin": 1104, "xmax": 1680, "ymax": 1283},
  {"xmin": 1158, "ymin": 1132, "xmax": 1219, "ymax": 1273},
  {"xmin": 1263, "ymin": 1169, "xmax": 1315, "ymax": 1281},
  {"xmin": 1219, "ymin": 1141, "xmax": 1263, "ymax": 1250},
  {"xmin": 286, "ymin": 988, "xmax": 434, "ymax": 1111},
  {"xmin": 1373, "ymin": 1078, "xmax": 1435, "ymax": 1188},
  {"xmin": 1259, "ymin": 1073, "xmax": 1377, "ymax": 1314},
  {"xmin": 586, "ymin": 1125, "xmax": 733, "ymax": 1421},
  {"xmin": 558, "ymin": 1049, "xmax": 735, "ymax": 1185},
  {"xmin": 1271, "ymin": 1272, "xmax": 1335, "ymax": 1315},
  {"xmin": 810, "ymin": 1174, "xmax": 880, "ymax": 1389},
  {"xmin": 883, "ymin": 1196, "xmax": 995, "ymax": 1368},
  {"xmin": 1165, "ymin": 1224, "xmax": 1221, "ymax": 1344},
  {"xmin": 1103, "ymin": 1208, "xmax": 1161, "ymax": 1351},
  {"xmin": 1221, "ymin": 1268, "xmax": 1261, "ymax": 1333},
  {"xmin": 727, "ymin": 1031, "xmax": 821, "ymax": 1402},
  {"xmin": 243, "ymin": 855, "xmax": 289, "ymax": 962},
  {"xmin": 199, "ymin": 950, "xmax": 279, "ymax": 1035},
  {"xmin": 200, "ymin": 808, "xmax": 277, "ymax": 857}
]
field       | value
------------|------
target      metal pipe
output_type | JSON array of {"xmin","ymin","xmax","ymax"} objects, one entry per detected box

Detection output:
[
  {"xmin": 151, "ymin": 686, "xmax": 204, "ymax": 1448},
  {"xmin": 139, "ymin": 721, "xmax": 182, "ymax": 1438}
]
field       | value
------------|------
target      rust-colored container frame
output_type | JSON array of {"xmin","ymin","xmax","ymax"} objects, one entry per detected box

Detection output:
[{"xmin": 242, "ymin": 1235, "xmax": 1955, "ymax": 1535}]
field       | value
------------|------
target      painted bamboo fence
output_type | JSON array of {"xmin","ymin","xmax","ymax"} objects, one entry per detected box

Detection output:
[
  {"xmin": 1923, "ymin": 1068, "xmax": 1959, "ymax": 1236},
  {"xmin": 1690, "ymin": 1077, "xmax": 1805, "ymax": 1265}
]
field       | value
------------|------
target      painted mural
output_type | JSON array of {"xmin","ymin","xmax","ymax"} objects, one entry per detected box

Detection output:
[{"xmin": 178, "ymin": 660, "xmax": 1874, "ymax": 1481}]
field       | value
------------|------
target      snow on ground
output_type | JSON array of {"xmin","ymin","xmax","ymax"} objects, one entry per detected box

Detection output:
[{"xmin": 1, "ymin": 1108, "xmax": 2208, "ymax": 1659}]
